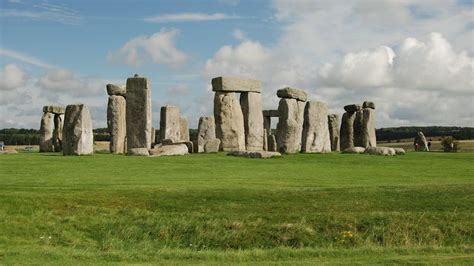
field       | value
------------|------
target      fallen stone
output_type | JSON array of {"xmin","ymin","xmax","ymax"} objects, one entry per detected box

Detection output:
[
  {"xmin": 149, "ymin": 144, "xmax": 188, "ymax": 157},
  {"xmin": 128, "ymin": 148, "xmax": 150, "ymax": 156},
  {"xmin": 161, "ymin": 139, "xmax": 194, "ymax": 153},
  {"xmin": 63, "ymin": 104, "xmax": 94, "ymax": 155},
  {"xmin": 228, "ymin": 150, "xmax": 282, "ymax": 159},
  {"xmin": 106, "ymin": 84, "xmax": 126, "ymax": 96},
  {"xmin": 214, "ymin": 92, "xmax": 246, "ymax": 151},
  {"xmin": 126, "ymin": 75, "xmax": 152, "ymax": 154},
  {"xmin": 276, "ymin": 98, "xmax": 305, "ymax": 153},
  {"xmin": 0, "ymin": 150, "xmax": 18, "ymax": 155},
  {"xmin": 343, "ymin": 104, "xmax": 362, "ymax": 113},
  {"xmin": 276, "ymin": 87, "xmax": 307, "ymax": 102},
  {"xmin": 342, "ymin": 147, "xmax": 366, "ymax": 154},
  {"xmin": 364, "ymin": 146, "xmax": 396, "ymax": 156},
  {"xmin": 43, "ymin": 105, "xmax": 65, "ymax": 114},
  {"xmin": 159, "ymin": 105, "xmax": 181, "ymax": 142},
  {"xmin": 39, "ymin": 112, "xmax": 54, "ymax": 152},
  {"xmin": 211, "ymin": 77, "xmax": 262, "ymax": 93},
  {"xmin": 301, "ymin": 101, "xmax": 331, "ymax": 153},
  {"xmin": 363, "ymin": 101, "xmax": 375, "ymax": 109},
  {"xmin": 263, "ymin": 110, "xmax": 279, "ymax": 117},
  {"xmin": 394, "ymin": 148, "xmax": 406, "ymax": 155},
  {"xmin": 107, "ymin": 95, "xmax": 126, "ymax": 154},
  {"xmin": 328, "ymin": 114, "xmax": 340, "ymax": 152},
  {"xmin": 179, "ymin": 116, "xmax": 190, "ymax": 141},
  {"xmin": 240, "ymin": 92, "xmax": 264, "ymax": 151},
  {"xmin": 204, "ymin": 138, "xmax": 220, "ymax": 153}
]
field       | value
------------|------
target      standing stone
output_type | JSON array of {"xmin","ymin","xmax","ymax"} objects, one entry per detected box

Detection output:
[
  {"xmin": 276, "ymin": 98, "xmax": 305, "ymax": 153},
  {"xmin": 39, "ymin": 112, "xmax": 54, "ymax": 152},
  {"xmin": 240, "ymin": 92, "xmax": 264, "ymax": 151},
  {"xmin": 107, "ymin": 95, "xmax": 126, "ymax": 154},
  {"xmin": 340, "ymin": 104, "xmax": 361, "ymax": 151},
  {"xmin": 63, "ymin": 104, "xmax": 93, "ymax": 155},
  {"xmin": 179, "ymin": 116, "xmax": 190, "ymax": 141},
  {"xmin": 196, "ymin": 116, "xmax": 216, "ymax": 152},
  {"xmin": 214, "ymin": 92, "xmax": 245, "ymax": 151},
  {"xmin": 52, "ymin": 114, "xmax": 64, "ymax": 152},
  {"xmin": 301, "ymin": 101, "xmax": 331, "ymax": 153},
  {"xmin": 354, "ymin": 108, "xmax": 376, "ymax": 148},
  {"xmin": 151, "ymin": 127, "xmax": 156, "ymax": 146},
  {"xmin": 159, "ymin": 105, "xmax": 181, "ymax": 142},
  {"xmin": 126, "ymin": 75, "xmax": 152, "ymax": 155},
  {"xmin": 268, "ymin": 134, "xmax": 277, "ymax": 152},
  {"xmin": 328, "ymin": 114, "xmax": 340, "ymax": 152}
]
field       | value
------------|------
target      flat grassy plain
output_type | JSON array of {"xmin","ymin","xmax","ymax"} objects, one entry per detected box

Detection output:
[{"xmin": 0, "ymin": 151, "xmax": 473, "ymax": 264}]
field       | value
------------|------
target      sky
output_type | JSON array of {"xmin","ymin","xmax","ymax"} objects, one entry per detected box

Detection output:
[{"xmin": 0, "ymin": 0, "xmax": 473, "ymax": 129}]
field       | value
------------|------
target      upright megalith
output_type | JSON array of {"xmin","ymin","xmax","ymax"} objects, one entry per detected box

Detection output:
[
  {"xmin": 52, "ymin": 113, "xmax": 64, "ymax": 152},
  {"xmin": 107, "ymin": 86, "xmax": 126, "ymax": 154},
  {"xmin": 276, "ymin": 87, "xmax": 307, "ymax": 153},
  {"xmin": 126, "ymin": 74, "xmax": 152, "ymax": 155},
  {"xmin": 262, "ymin": 110, "xmax": 279, "ymax": 151},
  {"xmin": 159, "ymin": 105, "xmax": 181, "ymax": 142},
  {"xmin": 354, "ymin": 108, "xmax": 376, "ymax": 148},
  {"xmin": 63, "ymin": 104, "xmax": 93, "ymax": 155},
  {"xmin": 39, "ymin": 111, "xmax": 54, "ymax": 152},
  {"xmin": 328, "ymin": 114, "xmax": 340, "ymax": 152},
  {"xmin": 179, "ymin": 116, "xmax": 190, "ymax": 141},
  {"xmin": 195, "ymin": 116, "xmax": 219, "ymax": 153},
  {"xmin": 214, "ymin": 92, "xmax": 246, "ymax": 151},
  {"xmin": 240, "ymin": 92, "xmax": 264, "ymax": 151},
  {"xmin": 340, "ymin": 104, "xmax": 361, "ymax": 150},
  {"xmin": 301, "ymin": 101, "xmax": 331, "ymax": 153}
]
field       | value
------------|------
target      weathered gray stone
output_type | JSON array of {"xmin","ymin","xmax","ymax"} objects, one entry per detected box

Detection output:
[
  {"xmin": 328, "ymin": 114, "xmax": 340, "ymax": 152},
  {"xmin": 196, "ymin": 116, "xmax": 216, "ymax": 152},
  {"xmin": 0, "ymin": 150, "xmax": 18, "ymax": 155},
  {"xmin": 228, "ymin": 150, "xmax": 282, "ymax": 159},
  {"xmin": 354, "ymin": 108, "xmax": 376, "ymax": 148},
  {"xmin": 394, "ymin": 148, "xmax": 406, "ymax": 155},
  {"xmin": 204, "ymin": 138, "xmax": 220, "ymax": 153},
  {"xmin": 161, "ymin": 139, "xmax": 194, "ymax": 153},
  {"xmin": 126, "ymin": 75, "xmax": 152, "ymax": 155},
  {"xmin": 214, "ymin": 92, "xmax": 246, "ymax": 151},
  {"xmin": 151, "ymin": 127, "xmax": 156, "ymax": 146},
  {"xmin": 43, "ymin": 105, "xmax": 65, "ymax": 114},
  {"xmin": 263, "ymin": 117, "xmax": 271, "ymax": 139},
  {"xmin": 342, "ymin": 147, "xmax": 366, "ymax": 154},
  {"xmin": 63, "ymin": 104, "xmax": 93, "ymax": 155},
  {"xmin": 414, "ymin": 131, "xmax": 429, "ymax": 151},
  {"xmin": 128, "ymin": 148, "xmax": 150, "ymax": 156},
  {"xmin": 340, "ymin": 112, "xmax": 356, "ymax": 150},
  {"xmin": 179, "ymin": 116, "xmax": 190, "ymax": 141},
  {"xmin": 39, "ymin": 112, "xmax": 54, "ymax": 152},
  {"xmin": 149, "ymin": 143, "xmax": 188, "ymax": 157},
  {"xmin": 52, "ymin": 114, "xmax": 64, "ymax": 152},
  {"xmin": 107, "ymin": 95, "xmax": 126, "ymax": 154},
  {"xmin": 364, "ymin": 146, "xmax": 396, "ymax": 156},
  {"xmin": 276, "ymin": 87, "xmax": 307, "ymax": 102},
  {"xmin": 276, "ymin": 98, "xmax": 305, "ymax": 153},
  {"xmin": 106, "ymin": 84, "xmax": 126, "ymax": 96},
  {"xmin": 240, "ymin": 92, "xmax": 264, "ymax": 151},
  {"xmin": 212, "ymin": 77, "xmax": 261, "ymax": 93},
  {"xmin": 363, "ymin": 101, "xmax": 375, "ymax": 109},
  {"xmin": 343, "ymin": 104, "xmax": 362, "ymax": 113},
  {"xmin": 263, "ymin": 110, "xmax": 279, "ymax": 117},
  {"xmin": 301, "ymin": 101, "xmax": 331, "ymax": 153},
  {"xmin": 159, "ymin": 105, "xmax": 181, "ymax": 142},
  {"xmin": 268, "ymin": 134, "xmax": 277, "ymax": 152}
]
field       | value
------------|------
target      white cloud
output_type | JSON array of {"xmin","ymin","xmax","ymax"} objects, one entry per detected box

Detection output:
[
  {"xmin": 37, "ymin": 68, "xmax": 107, "ymax": 97},
  {"xmin": 0, "ymin": 64, "xmax": 27, "ymax": 91},
  {"xmin": 144, "ymin": 13, "xmax": 239, "ymax": 23},
  {"xmin": 0, "ymin": 48, "xmax": 56, "ymax": 69},
  {"xmin": 0, "ymin": 2, "xmax": 82, "ymax": 25},
  {"xmin": 107, "ymin": 29, "xmax": 188, "ymax": 67},
  {"xmin": 232, "ymin": 29, "xmax": 247, "ymax": 41}
]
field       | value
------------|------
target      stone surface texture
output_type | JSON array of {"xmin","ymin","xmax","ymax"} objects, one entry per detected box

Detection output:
[
  {"xmin": 354, "ymin": 108, "xmax": 376, "ymax": 148},
  {"xmin": 365, "ymin": 146, "xmax": 396, "ymax": 156},
  {"xmin": 214, "ymin": 92, "xmax": 246, "ymax": 151},
  {"xmin": 52, "ymin": 114, "xmax": 64, "ymax": 152},
  {"xmin": 43, "ymin": 105, "xmax": 65, "ymax": 114},
  {"xmin": 159, "ymin": 105, "xmax": 181, "ymax": 142},
  {"xmin": 106, "ymin": 84, "xmax": 126, "ymax": 96},
  {"xmin": 39, "ymin": 112, "xmax": 54, "ymax": 152},
  {"xmin": 149, "ymin": 144, "xmax": 188, "ymax": 157},
  {"xmin": 204, "ymin": 138, "xmax": 221, "ymax": 153},
  {"xmin": 342, "ymin": 147, "xmax": 366, "ymax": 154},
  {"xmin": 126, "ymin": 75, "xmax": 152, "ymax": 154},
  {"xmin": 240, "ymin": 92, "xmax": 264, "ymax": 151},
  {"xmin": 276, "ymin": 98, "xmax": 305, "ymax": 153},
  {"xmin": 343, "ymin": 104, "xmax": 362, "ymax": 113},
  {"xmin": 211, "ymin": 77, "xmax": 261, "ymax": 93},
  {"xmin": 340, "ymin": 112, "xmax": 356, "ymax": 150},
  {"xmin": 263, "ymin": 110, "xmax": 279, "ymax": 117},
  {"xmin": 276, "ymin": 87, "xmax": 307, "ymax": 102},
  {"xmin": 63, "ymin": 104, "xmax": 93, "ymax": 155},
  {"xmin": 107, "ymin": 95, "xmax": 126, "ymax": 154},
  {"xmin": 301, "ymin": 101, "xmax": 331, "ymax": 153},
  {"xmin": 363, "ymin": 101, "xmax": 375, "ymax": 109},
  {"xmin": 227, "ymin": 150, "xmax": 282, "ymax": 159},
  {"xmin": 328, "ymin": 114, "xmax": 340, "ymax": 152},
  {"xmin": 179, "ymin": 116, "xmax": 190, "ymax": 141}
]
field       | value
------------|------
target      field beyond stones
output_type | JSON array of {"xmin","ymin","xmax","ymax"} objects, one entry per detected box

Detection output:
[{"xmin": 1, "ymin": 152, "xmax": 473, "ymax": 264}]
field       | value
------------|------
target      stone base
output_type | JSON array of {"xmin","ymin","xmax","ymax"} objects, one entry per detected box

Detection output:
[
  {"xmin": 128, "ymin": 148, "xmax": 150, "ymax": 156},
  {"xmin": 149, "ymin": 144, "xmax": 188, "ymax": 157},
  {"xmin": 227, "ymin": 150, "xmax": 282, "ymax": 159}
]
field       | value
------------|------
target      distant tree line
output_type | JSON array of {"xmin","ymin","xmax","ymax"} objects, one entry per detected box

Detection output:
[{"xmin": 1, "ymin": 126, "xmax": 473, "ymax": 145}]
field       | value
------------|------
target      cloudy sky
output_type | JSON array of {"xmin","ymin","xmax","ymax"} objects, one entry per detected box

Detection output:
[{"xmin": 1, "ymin": 0, "xmax": 473, "ymax": 129}]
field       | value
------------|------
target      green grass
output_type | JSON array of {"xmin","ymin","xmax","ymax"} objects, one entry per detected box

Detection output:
[{"xmin": 1, "ymin": 152, "xmax": 473, "ymax": 264}]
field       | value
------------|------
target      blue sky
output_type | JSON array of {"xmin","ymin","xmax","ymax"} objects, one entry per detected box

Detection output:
[{"xmin": 1, "ymin": 0, "xmax": 473, "ymax": 129}]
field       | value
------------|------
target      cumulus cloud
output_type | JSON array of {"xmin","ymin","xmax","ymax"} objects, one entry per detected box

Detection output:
[
  {"xmin": 0, "ymin": 64, "xmax": 27, "ymax": 91},
  {"xmin": 144, "ymin": 13, "xmax": 239, "ymax": 23},
  {"xmin": 107, "ymin": 29, "xmax": 188, "ymax": 67},
  {"xmin": 37, "ymin": 68, "xmax": 107, "ymax": 97}
]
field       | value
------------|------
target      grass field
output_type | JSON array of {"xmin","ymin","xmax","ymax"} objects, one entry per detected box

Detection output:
[{"xmin": 1, "ymin": 151, "xmax": 473, "ymax": 264}]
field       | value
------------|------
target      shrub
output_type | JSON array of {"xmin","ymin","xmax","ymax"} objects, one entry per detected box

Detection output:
[{"xmin": 441, "ymin": 137, "xmax": 459, "ymax": 152}]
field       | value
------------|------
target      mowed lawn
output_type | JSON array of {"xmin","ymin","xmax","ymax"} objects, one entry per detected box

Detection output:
[{"xmin": 0, "ymin": 152, "xmax": 473, "ymax": 264}]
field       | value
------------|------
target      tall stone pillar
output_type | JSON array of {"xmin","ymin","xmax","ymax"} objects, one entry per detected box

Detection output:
[
  {"xmin": 179, "ymin": 116, "xmax": 190, "ymax": 141},
  {"xmin": 106, "ymin": 84, "xmax": 126, "ymax": 154},
  {"xmin": 240, "ymin": 92, "xmax": 264, "ymax": 151},
  {"xmin": 340, "ymin": 104, "xmax": 361, "ymax": 150},
  {"xmin": 214, "ymin": 92, "xmax": 246, "ymax": 151},
  {"xmin": 52, "ymin": 113, "xmax": 64, "ymax": 152},
  {"xmin": 328, "ymin": 114, "xmax": 340, "ymax": 152},
  {"xmin": 301, "ymin": 101, "xmax": 331, "ymax": 153},
  {"xmin": 126, "ymin": 74, "xmax": 151, "ymax": 155},
  {"xmin": 39, "ymin": 110, "xmax": 54, "ymax": 152},
  {"xmin": 354, "ymin": 101, "xmax": 376, "ymax": 148},
  {"xmin": 276, "ymin": 87, "xmax": 307, "ymax": 153},
  {"xmin": 159, "ymin": 105, "xmax": 181, "ymax": 142},
  {"xmin": 63, "ymin": 104, "xmax": 93, "ymax": 155}
]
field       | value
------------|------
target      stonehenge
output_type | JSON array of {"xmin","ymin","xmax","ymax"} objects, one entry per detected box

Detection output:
[
  {"xmin": 340, "ymin": 102, "xmax": 376, "ymax": 150},
  {"xmin": 328, "ymin": 114, "xmax": 340, "ymax": 152},
  {"xmin": 107, "ymin": 84, "xmax": 126, "ymax": 154},
  {"xmin": 63, "ymin": 104, "xmax": 93, "ymax": 155},
  {"xmin": 160, "ymin": 105, "xmax": 181, "ymax": 142},
  {"xmin": 195, "ymin": 116, "xmax": 220, "ymax": 153},
  {"xmin": 126, "ymin": 74, "xmax": 152, "ymax": 155},
  {"xmin": 262, "ymin": 110, "xmax": 278, "ymax": 152},
  {"xmin": 213, "ymin": 77, "xmax": 262, "ymax": 151},
  {"xmin": 39, "ymin": 105, "xmax": 65, "ymax": 152},
  {"xmin": 301, "ymin": 101, "xmax": 331, "ymax": 153},
  {"xmin": 276, "ymin": 88, "xmax": 307, "ymax": 153}
]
